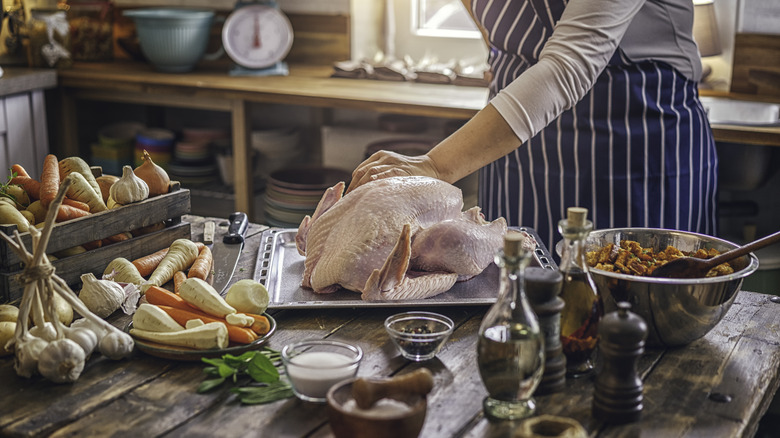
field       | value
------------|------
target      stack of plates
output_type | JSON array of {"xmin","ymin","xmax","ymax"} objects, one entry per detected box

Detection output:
[
  {"xmin": 167, "ymin": 127, "xmax": 228, "ymax": 187},
  {"xmin": 264, "ymin": 166, "xmax": 351, "ymax": 228}
]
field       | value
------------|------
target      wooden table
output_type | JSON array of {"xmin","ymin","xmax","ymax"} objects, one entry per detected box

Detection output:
[{"xmin": 2, "ymin": 216, "xmax": 780, "ymax": 437}]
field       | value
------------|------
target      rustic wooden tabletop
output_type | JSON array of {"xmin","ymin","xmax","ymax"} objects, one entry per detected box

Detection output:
[{"xmin": 2, "ymin": 215, "xmax": 779, "ymax": 437}]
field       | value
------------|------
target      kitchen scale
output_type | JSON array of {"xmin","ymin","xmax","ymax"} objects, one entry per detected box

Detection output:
[{"xmin": 222, "ymin": 0, "xmax": 294, "ymax": 76}]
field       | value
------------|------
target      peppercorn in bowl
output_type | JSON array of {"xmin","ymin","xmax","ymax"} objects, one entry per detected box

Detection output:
[{"xmin": 385, "ymin": 312, "xmax": 454, "ymax": 362}]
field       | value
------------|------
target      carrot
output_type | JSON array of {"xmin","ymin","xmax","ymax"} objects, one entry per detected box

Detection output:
[
  {"xmin": 11, "ymin": 164, "xmax": 29, "ymax": 178},
  {"xmin": 82, "ymin": 240, "xmax": 103, "ymax": 251},
  {"xmin": 62, "ymin": 198, "xmax": 90, "ymax": 211},
  {"xmin": 242, "ymin": 312, "xmax": 271, "ymax": 336},
  {"xmin": 106, "ymin": 232, "xmax": 132, "ymax": 243},
  {"xmin": 173, "ymin": 271, "xmax": 187, "ymax": 293},
  {"xmin": 132, "ymin": 248, "xmax": 169, "ymax": 277},
  {"xmin": 156, "ymin": 304, "xmax": 258, "ymax": 344},
  {"xmin": 145, "ymin": 285, "xmax": 195, "ymax": 310},
  {"xmin": 10, "ymin": 176, "xmax": 41, "ymax": 200},
  {"xmin": 55, "ymin": 204, "xmax": 91, "ymax": 222},
  {"xmin": 39, "ymin": 154, "xmax": 60, "ymax": 207},
  {"xmin": 187, "ymin": 245, "xmax": 212, "ymax": 281}
]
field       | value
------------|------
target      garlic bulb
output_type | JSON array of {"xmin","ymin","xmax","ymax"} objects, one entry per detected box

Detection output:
[
  {"xmin": 99, "ymin": 331, "xmax": 134, "ymax": 360},
  {"xmin": 14, "ymin": 336, "xmax": 48, "ymax": 378},
  {"xmin": 79, "ymin": 273, "xmax": 125, "ymax": 318},
  {"xmin": 65, "ymin": 326, "xmax": 99, "ymax": 358},
  {"xmin": 134, "ymin": 150, "xmax": 170, "ymax": 197},
  {"xmin": 109, "ymin": 166, "xmax": 149, "ymax": 205},
  {"xmin": 37, "ymin": 338, "xmax": 86, "ymax": 383}
]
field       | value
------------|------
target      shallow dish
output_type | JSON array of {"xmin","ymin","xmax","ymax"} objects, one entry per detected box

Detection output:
[{"xmin": 126, "ymin": 313, "xmax": 276, "ymax": 361}]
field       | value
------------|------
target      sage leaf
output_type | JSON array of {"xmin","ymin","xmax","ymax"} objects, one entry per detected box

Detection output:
[{"xmin": 197, "ymin": 377, "xmax": 226, "ymax": 393}]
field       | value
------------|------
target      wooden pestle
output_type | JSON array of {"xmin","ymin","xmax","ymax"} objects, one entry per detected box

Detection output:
[{"xmin": 351, "ymin": 368, "xmax": 435, "ymax": 409}]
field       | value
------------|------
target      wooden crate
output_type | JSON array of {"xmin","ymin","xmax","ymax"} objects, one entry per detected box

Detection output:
[{"xmin": 0, "ymin": 187, "xmax": 191, "ymax": 303}]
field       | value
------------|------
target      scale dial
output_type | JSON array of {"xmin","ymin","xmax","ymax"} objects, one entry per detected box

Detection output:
[{"xmin": 222, "ymin": 4, "xmax": 294, "ymax": 70}]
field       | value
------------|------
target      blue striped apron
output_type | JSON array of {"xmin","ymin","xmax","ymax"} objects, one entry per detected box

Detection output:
[{"xmin": 472, "ymin": 0, "xmax": 719, "ymax": 252}]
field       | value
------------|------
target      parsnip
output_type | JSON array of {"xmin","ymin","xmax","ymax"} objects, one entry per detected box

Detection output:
[
  {"xmin": 0, "ymin": 202, "xmax": 30, "ymax": 232},
  {"xmin": 59, "ymin": 156, "xmax": 102, "ymax": 203},
  {"xmin": 133, "ymin": 303, "xmax": 184, "ymax": 332},
  {"xmin": 64, "ymin": 172, "xmax": 107, "ymax": 213},
  {"xmin": 178, "ymin": 277, "xmax": 236, "ymax": 318},
  {"xmin": 142, "ymin": 239, "xmax": 199, "ymax": 292},
  {"xmin": 104, "ymin": 257, "xmax": 146, "ymax": 285},
  {"xmin": 130, "ymin": 321, "xmax": 228, "ymax": 350},
  {"xmin": 225, "ymin": 279, "xmax": 270, "ymax": 314}
]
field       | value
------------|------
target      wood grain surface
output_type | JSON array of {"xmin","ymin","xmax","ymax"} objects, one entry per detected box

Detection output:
[{"xmin": 2, "ymin": 215, "xmax": 779, "ymax": 438}]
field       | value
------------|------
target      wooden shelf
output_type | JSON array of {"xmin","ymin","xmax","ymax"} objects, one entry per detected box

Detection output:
[
  {"xmin": 57, "ymin": 62, "xmax": 780, "ymax": 220},
  {"xmin": 56, "ymin": 61, "xmax": 488, "ymax": 221}
]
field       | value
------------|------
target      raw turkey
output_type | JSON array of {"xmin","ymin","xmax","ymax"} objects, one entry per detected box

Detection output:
[{"xmin": 295, "ymin": 176, "xmax": 508, "ymax": 301}]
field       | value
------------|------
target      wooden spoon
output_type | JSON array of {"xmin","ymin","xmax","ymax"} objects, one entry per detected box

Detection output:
[
  {"xmin": 351, "ymin": 368, "xmax": 434, "ymax": 409},
  {"xmin": 650, "ymin": 230, "xmax": 780, "ymax": 279}
]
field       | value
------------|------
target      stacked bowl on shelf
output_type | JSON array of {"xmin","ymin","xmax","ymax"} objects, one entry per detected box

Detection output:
[
  {"xmin": 91, "ymin": 121, "xmax": 144, "ymax": 175},
  {"xmin": 135, "ymin": 127, "xmax": 176, "ymax": 170},
  {"xmin": 264, "ymin": 166, "xmax": 351, "ymax": 228},
  {"xmin": 166, "ymin": 128, "xmax": 226, "ymax": 186}
]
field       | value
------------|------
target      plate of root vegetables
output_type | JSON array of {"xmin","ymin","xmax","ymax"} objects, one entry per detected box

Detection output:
[{"xmin": 126, "ymin": 281, "xmax": 276, "ymax": 361}]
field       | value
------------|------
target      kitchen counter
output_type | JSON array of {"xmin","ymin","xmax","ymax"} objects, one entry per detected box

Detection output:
[
  {"xmin": 2, "ymin": 215, "xmax": 779, "ymax": 437},
  {"xmin": 56, "ymin": 62, "xmax": 780, "ymax": 221},
  {"xmin": 0, "ymin": 67, "xmax": 57, "ymax": 97}
]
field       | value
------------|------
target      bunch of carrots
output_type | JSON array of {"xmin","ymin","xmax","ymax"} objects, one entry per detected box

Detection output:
[
  {"xmin": 144, "ymin": 286, "xmax": 270, "ymax": 344},
  {"xmin": 10, "ymin": 155, "xmax": 101, "ymax": 223}
]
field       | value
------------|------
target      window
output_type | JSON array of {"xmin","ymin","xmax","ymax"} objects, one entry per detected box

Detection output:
[
  {"xmin": 390, "ymin": 0, "xmax": 487, "ymax": 63},
  {"xmin": 416, "ymin": 0, "xmax": 481, "ymax": 36}
]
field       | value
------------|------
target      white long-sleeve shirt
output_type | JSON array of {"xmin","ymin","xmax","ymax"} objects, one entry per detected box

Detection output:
[{"xmin": 490, "ymin": 0, "xmax": 702, "ymax": 144}]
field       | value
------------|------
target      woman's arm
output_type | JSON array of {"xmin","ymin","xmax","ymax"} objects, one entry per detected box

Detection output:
[{"xmin": 349, "ymin": 0, "xmax": 647, "ymax": 192}]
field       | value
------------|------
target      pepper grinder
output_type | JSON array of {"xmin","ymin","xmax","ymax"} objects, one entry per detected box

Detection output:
[
  {"xmin": 592, "ymin": 301, "xmax": 648, "ymax": 424},
  {"xmin": 525, "ymin": 267, "xmax": 566, "ymax": 395}
]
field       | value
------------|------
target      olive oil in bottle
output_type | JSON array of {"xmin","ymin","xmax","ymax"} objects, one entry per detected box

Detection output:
[
  {"xmin": 558, "ymin": 207, "xmax": 603, "ymax": 377},
  {"xmin": 477, "ymin": 232, "xmax": 544, "ymax": 420}
]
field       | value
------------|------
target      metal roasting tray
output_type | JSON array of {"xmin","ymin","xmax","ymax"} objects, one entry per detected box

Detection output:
[{"xmin": 253, "ymin": 227, "xmax": 557, "ymax": 309}]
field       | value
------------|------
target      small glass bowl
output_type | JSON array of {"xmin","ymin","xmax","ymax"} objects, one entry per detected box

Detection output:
[
  {"xmin": 282, "ymin": 339, "xmax": 363, "ymax": 403},
  {"xmin": 384, "ymin": 312, "xmax": 454, "ymax": 362}
]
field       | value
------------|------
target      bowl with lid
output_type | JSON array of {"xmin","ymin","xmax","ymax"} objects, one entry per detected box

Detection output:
[
  {"xmin": 581, "ymin": 228, "xmax": 759, "ymax": 347},
  {"xmin": 123, "ymin": 8, "xmax": 214, "ymax": 72}
]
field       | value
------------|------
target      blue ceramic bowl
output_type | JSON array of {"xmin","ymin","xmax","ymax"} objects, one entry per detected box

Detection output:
[{"xmin": 124, "ymin": 8, "xmax": 214, "ymax": 73}]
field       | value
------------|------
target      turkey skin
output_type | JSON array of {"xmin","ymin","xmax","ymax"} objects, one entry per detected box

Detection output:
[{"xmin": 295, "ymin": 176, "xmax": 507, "ymax": 301}]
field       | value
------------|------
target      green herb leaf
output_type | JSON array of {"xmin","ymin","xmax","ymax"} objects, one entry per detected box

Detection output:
[
  {"xmin": 197, "ymin": 377, "xmax": 227, "ymax": 393},
  {"xmin": 246, "ymin": 353, "xmax": 279, "ymax": 383},
  {"xmin": 198, "ymin": 347, "xmax": 292, "ymax": 405},
  {"xmin": 231, "ymin": 381, "xmax": 294, "ymax": 405}
]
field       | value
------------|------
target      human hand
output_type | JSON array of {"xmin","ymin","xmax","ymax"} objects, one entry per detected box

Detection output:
[{"xmin": 346, "ymin": 150, "xmax": 440, "ymax": 193}]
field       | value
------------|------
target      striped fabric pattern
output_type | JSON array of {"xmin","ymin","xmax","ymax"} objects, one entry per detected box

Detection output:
[{"xmin": 472, "ymin": 0, "xmax": 718, "ymax": 251}]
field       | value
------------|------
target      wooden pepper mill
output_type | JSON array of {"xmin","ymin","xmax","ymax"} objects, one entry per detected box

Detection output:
[
  {"xmin": 592, "ymin": 301, "xmax": 648, "ymax": 424},
  {"xmin": 525, "ymin": 266, "xmax": 566, "ymax": 395}
]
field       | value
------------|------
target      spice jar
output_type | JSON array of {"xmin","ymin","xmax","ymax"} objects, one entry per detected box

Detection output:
[
  {"xmin": 66, "ymin": 0, "xmax": 114, "ymax": 61},
  {"xmin": 27, "ymin": 8, "xmax": 72, "ymax": 68}
]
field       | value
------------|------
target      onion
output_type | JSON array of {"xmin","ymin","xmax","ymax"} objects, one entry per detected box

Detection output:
[{"xmin": 134, "ymin": 150, "xmax": 170, "ymax": 197}]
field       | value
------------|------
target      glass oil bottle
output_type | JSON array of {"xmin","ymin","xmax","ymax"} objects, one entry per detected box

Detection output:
[
  {"xmin": 477, "ymin": 231, "xmax": 545, "ymax": 420},
  {"xmin": 558, "ymin": 207, "xmax": 603, "ymax": 377}
]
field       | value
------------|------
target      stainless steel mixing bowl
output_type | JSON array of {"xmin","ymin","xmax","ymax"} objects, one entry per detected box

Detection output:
[{"xmin": 582, "ymin": 228, "xmax": 759, "ymax": 347}]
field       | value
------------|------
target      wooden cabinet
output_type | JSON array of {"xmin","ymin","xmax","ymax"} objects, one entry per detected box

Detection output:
[{"xmin": 0, "ymin": 69, "xmax": 57, "ymax": 179}]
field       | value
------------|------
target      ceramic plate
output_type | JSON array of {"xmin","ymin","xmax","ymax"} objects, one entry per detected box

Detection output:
[{"xmin": 126, "ymin": 313, "xmax": 276, "ymax": 361}]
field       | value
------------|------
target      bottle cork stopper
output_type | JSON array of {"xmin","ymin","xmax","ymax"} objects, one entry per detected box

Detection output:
[
  {"xmin": 504, "ymin": 232, "xmax": 525, "ymax": 257},
  {"xmin": 567, "ymin": 207, "xmax": 588, "ymax": 227}
]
